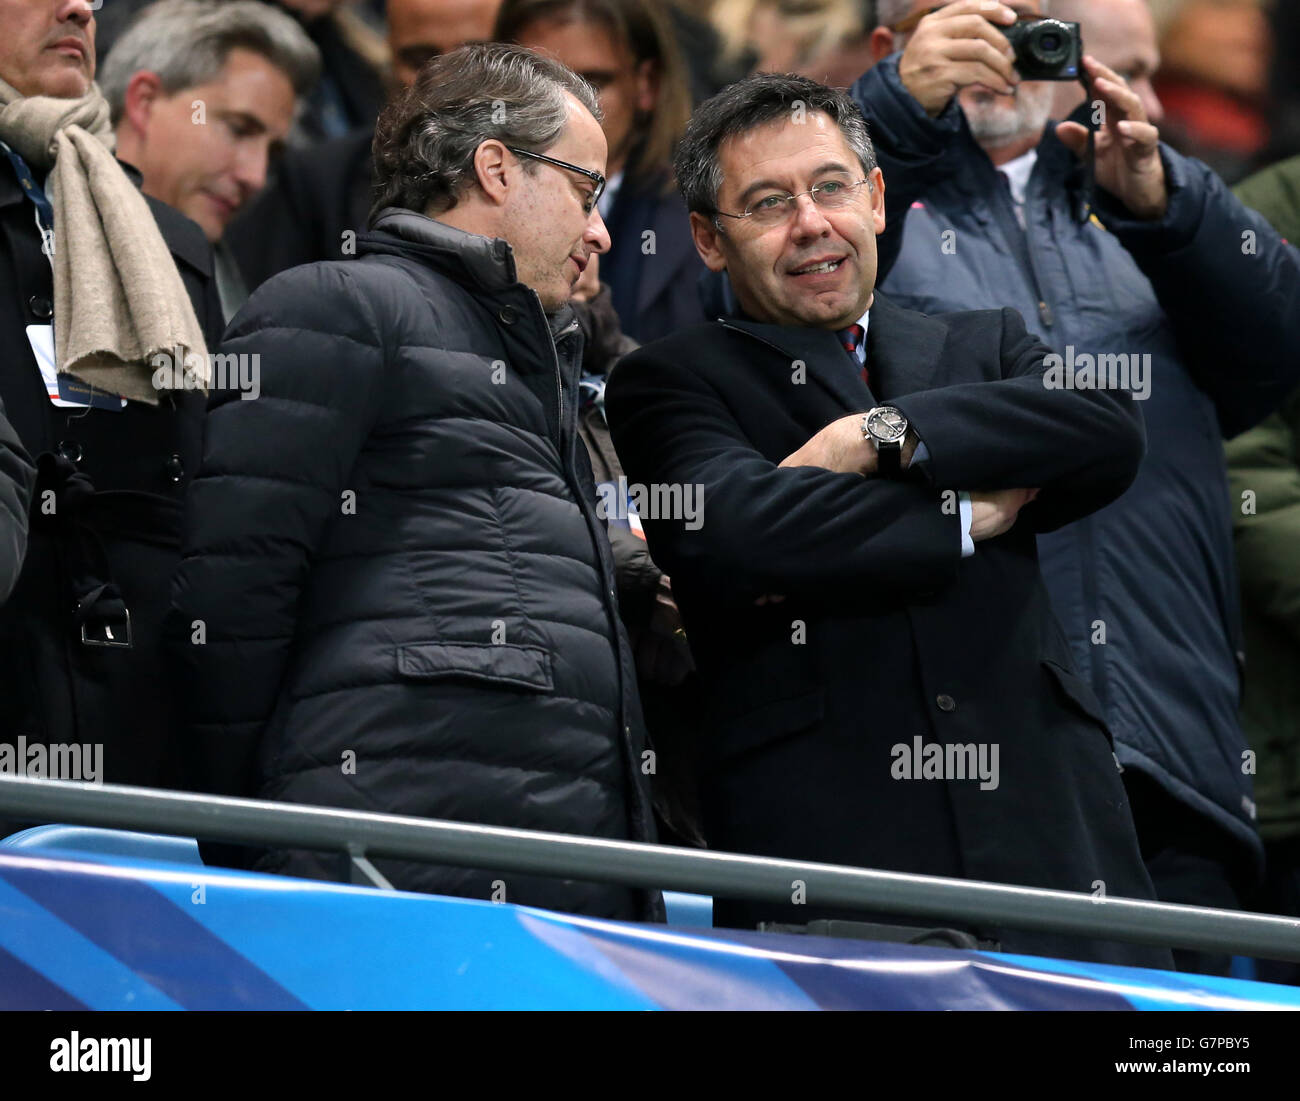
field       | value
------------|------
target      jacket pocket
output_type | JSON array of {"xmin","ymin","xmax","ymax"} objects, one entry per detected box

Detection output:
[
  {"xmin": 707, "ymin": 688, "xmax": 825, "ymax": 768},
  {"xmin": 397, "ymin": 641, "xmax": 554, "ymax": 693},
  {"xmin": 1042, "ymin": 658, "xmax": 1112, "ymax": 746}
]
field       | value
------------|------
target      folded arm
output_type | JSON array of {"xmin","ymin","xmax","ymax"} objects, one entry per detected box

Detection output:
[
  {"xmin": 892, "ymin": 307, "xmax": 1146, "ymax": 532},
  {"xmin": 605, "ymin": 347, "xmax": 963, "ymax": 607}
]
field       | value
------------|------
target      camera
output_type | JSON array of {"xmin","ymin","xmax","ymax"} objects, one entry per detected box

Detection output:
[{"xmin": 1002, "ymin": 17, "xmax": 1082, "ymax": 81}]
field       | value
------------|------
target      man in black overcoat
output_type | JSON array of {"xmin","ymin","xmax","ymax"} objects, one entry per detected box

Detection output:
[
  {"xmin": 0, "ymin": 0, "xmax": 224, "ymax": 816},
  {"xmin": 607, "ymin": 72, "xmax": 1172, "ymax": 968}
]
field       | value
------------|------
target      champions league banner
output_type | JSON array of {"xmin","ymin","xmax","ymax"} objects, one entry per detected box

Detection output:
[{"xmin": 1, "ymin": 847, "xmax": 1296, "ymax": 1012}]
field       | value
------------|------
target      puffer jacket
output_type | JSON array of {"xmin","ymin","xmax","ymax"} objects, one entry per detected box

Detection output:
[
  {"xmin": 852, "ymin": 54, "xmax": 1300, "ymax": 874},
  {"xmin": 170, "ymin": 209, "xmax": 660, "ymax": 921}
]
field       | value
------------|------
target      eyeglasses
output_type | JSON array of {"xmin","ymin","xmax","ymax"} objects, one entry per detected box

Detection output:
[
  {"xmin": 715, "ymin": 178, "xmax": 871, "ymax": 228},
  {"xmin": 507, "ymin": 146, "xmax": 606, "ymax": 215}
]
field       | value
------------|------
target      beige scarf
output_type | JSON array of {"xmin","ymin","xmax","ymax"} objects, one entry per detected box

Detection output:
[{"xmin": 0, "ymin": 79, "xmax": 208, "ymax": 403}]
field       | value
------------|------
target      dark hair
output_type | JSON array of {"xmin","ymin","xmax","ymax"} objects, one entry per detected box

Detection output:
[
  {"xmin": 370, "ymin": 41, "xmax": 600, "ymax": 221},
  {"xmin": 494, "ymin": 0, "xmax": 691, "ymax": 183},
  {"xmin": 674, "ymin": 72, "xmax": 878, "ymax": 218}
]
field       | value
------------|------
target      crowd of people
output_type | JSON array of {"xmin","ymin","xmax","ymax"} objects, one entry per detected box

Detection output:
[{"xmin": 1, "ymin": 0, "xmax": 1299, "ymax": 976}]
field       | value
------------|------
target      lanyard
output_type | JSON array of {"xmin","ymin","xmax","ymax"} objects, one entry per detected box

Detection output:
[{"xmin": 1, "ymin": 139, "xmax": 56, "ymax": 259}]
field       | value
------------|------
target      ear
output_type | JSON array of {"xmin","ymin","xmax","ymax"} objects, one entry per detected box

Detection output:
[
  {"xmin": 634, "ymin": 58, "xmax": 658, "ymax": 114},
  {"xmin": 472, "ymin": 139, "xmax": 512, "ymax": 206},
  {"xmin": 869, "ymin": 27, "xmax": 898, "ymax": 64},
  {"xmin": 867, "ymin": 166, "xmax": 886, "ymax": 236},
  {"xmin": 122, "ymin": 70, "xmax": 164, "ymax": 139},
  {"xmin": 689, "ymin": 211, "xmax": 728, "ymax": 273}
]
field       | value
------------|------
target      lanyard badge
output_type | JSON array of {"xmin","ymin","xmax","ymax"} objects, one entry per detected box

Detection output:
[{"xmin": 1, "ymin": 139, "xmax": 56, "ymax": 257}]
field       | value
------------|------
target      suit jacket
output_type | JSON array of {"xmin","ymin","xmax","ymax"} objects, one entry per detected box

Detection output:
[
  {"xmin": 606, "ymin": 292, "xmax": 1172, "ymax": 969},
  {"xmin": 602, "ymin": 167, "xmax": 709, "ymax": 344},
  {"xmin": 225, "ymin": 126, "xmax": 375, "ymax": 295}
]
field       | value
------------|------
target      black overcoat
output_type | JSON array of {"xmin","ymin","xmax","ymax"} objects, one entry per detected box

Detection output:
[{"xmin": 607, "ymin": 292, "xmax": 1172, "ymax": 967}]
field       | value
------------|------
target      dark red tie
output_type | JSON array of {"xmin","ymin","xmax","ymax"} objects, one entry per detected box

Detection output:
[{"xmin": 838, "ymin": 323, "xmax": 869, "ymax": 387}]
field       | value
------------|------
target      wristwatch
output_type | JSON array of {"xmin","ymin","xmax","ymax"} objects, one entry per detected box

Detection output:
[{"xmin": 862, "ymin": 406, "xmax": 909, "ymax": 476}]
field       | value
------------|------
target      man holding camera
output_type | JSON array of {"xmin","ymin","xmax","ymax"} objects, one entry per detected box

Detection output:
[{"xmin": 860, "ymin": 0, "xmax": 1300, "ymax": 972}]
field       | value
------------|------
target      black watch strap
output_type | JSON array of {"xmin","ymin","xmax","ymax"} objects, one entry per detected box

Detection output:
[{"xmin": 876, "ymin": 437, "xmax": 902, "ymax": 476}]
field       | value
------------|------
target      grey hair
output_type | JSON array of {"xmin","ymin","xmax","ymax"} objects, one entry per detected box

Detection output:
[
  {"xmin": 99, "ymin": 0, "xmax": 321, "ymax": 126},
  {"xmin": 673, "ymin": 72, "xmax": 878, "ymax": 219},
  {"xmin": 371, "ymin": 42, "xmax": 601, "ymax": 221}
]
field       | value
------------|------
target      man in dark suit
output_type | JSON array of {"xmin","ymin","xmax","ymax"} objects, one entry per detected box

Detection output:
[{"xmin": 606, "ymin": 72, "xmax": 1172, "ymax": 969}]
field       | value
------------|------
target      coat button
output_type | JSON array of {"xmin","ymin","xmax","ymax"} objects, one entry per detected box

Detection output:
[
  {"xmin": 498, "ymin": 306, "xmax": 518, "ymax": 324},
  {"xmin": 29, "ymin": 295, "xmax": 53, "ymax": 320},
  {"xmin": 57, "ymin": 439, "xmax": 82, "ymax": 463},
  {"xmin": 163, "ymin": 453, "xmax": 185, "ymax": 483},
  {"xmin": 936, "ymin": 694, "xmax": 956, "ymax": 712}
]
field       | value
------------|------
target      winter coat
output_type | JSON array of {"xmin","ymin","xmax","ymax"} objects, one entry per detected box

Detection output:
[
  {"xmin": 0, "ymin": 155, "xmax": 223, "ymax": 801},
  {"xmin": 170, "ymin": 209, "xmax": 661, "ymax": 921},
  {"xmin": 850, "ymin": 55, "xmax": 1300, "ymax": 873},
  {"xmin": 0, "ymin": 398, "xmax": 33, "ymax": 604},
  {"xmin": 1225, "ymin": 154, "xmax": 1300, "ymax": 843}
]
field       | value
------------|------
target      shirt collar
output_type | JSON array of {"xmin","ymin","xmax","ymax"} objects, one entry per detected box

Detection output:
[{"xmin": 998, "ymin": 148, "xmax": 1038, "ymax": 207}]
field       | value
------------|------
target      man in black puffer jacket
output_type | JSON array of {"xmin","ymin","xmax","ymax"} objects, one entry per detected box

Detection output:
[{"xmin": 169, "ymin": 43, "xmax": 660, "ymax": 921}]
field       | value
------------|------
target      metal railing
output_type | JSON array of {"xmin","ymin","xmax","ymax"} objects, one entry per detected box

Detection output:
[{"xmin": 2, "ymin": 773, "xmax": 1299, "ymax": 963}]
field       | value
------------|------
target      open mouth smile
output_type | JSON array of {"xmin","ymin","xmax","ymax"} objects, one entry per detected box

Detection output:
[{"xmin": 790, "ymin": 257, "xmax": 846, "ymax": 277}]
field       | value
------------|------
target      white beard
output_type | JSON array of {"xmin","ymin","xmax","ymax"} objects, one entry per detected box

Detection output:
[{"xmin": 962, "ymin": 81, "xmax": 1054, "ymax": 149}]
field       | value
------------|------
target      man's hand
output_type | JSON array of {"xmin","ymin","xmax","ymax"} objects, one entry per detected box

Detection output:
[
  {"xmin": 898, "ymin": 0, "xmax": 1021, "ymax": 117},
  {"xmin": 969, "ymin": 487, "xmax": 1039, "ymax": 542},
  {"xmin": 1056, "ymin": 54, "xmax": 1168, "ymax": 221},
  {"xmin": 779, "ymin": 417, "xmax": 920, "ymax": 475},
  {"xmin": 636, "ymin": 575, "xmax": 695, "ymax": 686},
  {"xmin": 780, "ymin": 414, "xmax": 874, "ymax": 474}
]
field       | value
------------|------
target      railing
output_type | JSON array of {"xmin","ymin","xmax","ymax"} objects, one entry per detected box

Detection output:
[{"xmin": 2, "ymin": 773, "xmax": 1298, "ymax": 962}]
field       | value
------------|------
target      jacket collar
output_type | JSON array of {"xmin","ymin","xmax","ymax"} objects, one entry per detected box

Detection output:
[
  {"xmin": 364, "ymin": 206, "xmax": 583, "ymax": 337},
  {"xmin": 363, "ymin": 207, "xmax": 520, "ymax": 292},
  {"xmin": 864, "ymin": 291, "xmax": 946, "ymax": 400},
  {"xmin": 718, "ymin": 291, "xmax": 944, "ymax": 408}
]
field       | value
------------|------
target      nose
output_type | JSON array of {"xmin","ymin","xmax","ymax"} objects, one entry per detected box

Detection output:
[
  {"xmin": 585, "ymin": 207, "xmax": 611, "ymax": 255},
  {"xmin": 790, "ymin": 191, "xmax": 832, "ymax": 241},
  {"xmin": 1134, "ymin": 78, "xmax": 1164, "ymax": 125},
  {"xmin": 60, "ymin": 0, "xmax": 93, "ymax": 26},
  {"xmin": 231, "ymin": 139, "xmax": 272, "ymax": 202}
]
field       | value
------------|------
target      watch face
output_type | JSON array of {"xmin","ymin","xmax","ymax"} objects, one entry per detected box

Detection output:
[{"xmin": 868, "ymin": 407, "xmax": 907, "ymax": 443}]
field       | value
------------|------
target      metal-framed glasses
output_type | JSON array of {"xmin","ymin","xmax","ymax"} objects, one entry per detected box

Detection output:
[
  {"xmin": 715, "ymin": 178, "xmax": 871, "ymax": 228},
  {"xmin": 507, "ymin": 146, "xmax": 606, "ymax": 215}
]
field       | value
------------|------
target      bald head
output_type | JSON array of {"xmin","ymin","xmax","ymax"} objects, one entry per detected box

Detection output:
[{"xmin": 1050, "ymin": 0, "xmax": 1162, "ymax": 122}]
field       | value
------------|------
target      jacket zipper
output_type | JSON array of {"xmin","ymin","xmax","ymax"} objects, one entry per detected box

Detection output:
[
  {"xmin": 992, "ymin": 167, "xmax": 1056, "ymax": 333},
  {"xmin": 539, "ymin": 299, "xmax": 657, "ymax": 854}
]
